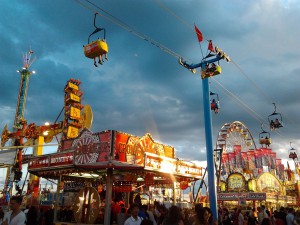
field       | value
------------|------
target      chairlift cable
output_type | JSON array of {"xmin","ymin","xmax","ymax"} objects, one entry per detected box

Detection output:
[
  {"xmin": 75, "ymin": 0, "xmax": 183, "ymax": 59},
  {"xmin": 155, "ymin": 0, "xmax": 206, "ymax": 59},
  {"xmin": 211, "ymin": 78, "xmax": 266, "ymax": 124},
  {"xmin": 154, "ymin": 0, "xmax": 296, "ymax": 129},
  {"xmin": 76, "ymin": 0, "xmax": 294, "ymax": 142},
  {"xmin": 211, "ymin": 78, "xmax": 286, "ymax": 139}
]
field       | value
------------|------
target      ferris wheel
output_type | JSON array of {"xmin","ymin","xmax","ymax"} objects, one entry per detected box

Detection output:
[
  {"xmin": 215, "ymin": 121, "xmax": 257, "ymax": 153},
  {"xmin": 214, "ymin": 121, "xmax": 257, "ymax": 181}
]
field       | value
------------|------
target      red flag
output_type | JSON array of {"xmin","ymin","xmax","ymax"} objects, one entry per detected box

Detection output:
[
  {"xmin": 194, "ymin": 24, "xmax": 203, "ymax": 42},
  {"xmin": 208, "ymin": 40, "xmax": 215, "ymax": 52}
]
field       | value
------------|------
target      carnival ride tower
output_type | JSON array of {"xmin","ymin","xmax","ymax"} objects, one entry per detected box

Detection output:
[
  {"xmin": 4, "ymin": 50, "xmax": 36, "ymax": 197},
  {"xmin": 13, "ymin": 50, "xmax": 36, "ymax": 132}
]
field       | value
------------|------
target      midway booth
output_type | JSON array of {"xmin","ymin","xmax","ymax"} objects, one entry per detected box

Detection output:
[{"xmin": 28, "ymin": 128, "xmax": 204, "ymax": 225}]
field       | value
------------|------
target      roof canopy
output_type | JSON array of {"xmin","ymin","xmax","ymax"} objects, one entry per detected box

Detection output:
[{"xmin": 28, "ymin": 129, "xmax": 203, "ymax": 182}]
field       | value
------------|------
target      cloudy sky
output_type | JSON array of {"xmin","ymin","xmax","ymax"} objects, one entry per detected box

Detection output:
[{"xmin": 0, "ymin": 0, "xmax": 299, "ymax": 173}]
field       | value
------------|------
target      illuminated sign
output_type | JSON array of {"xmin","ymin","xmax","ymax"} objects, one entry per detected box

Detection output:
[
  {"xmin": 49, "ymin": 152, "xmax": 74, "ymax": 167},
  {"xmin": 67, "ymin": 82, "xmax": 79, "ymax": 91},
  {"xmin": 218, "ymin": 192, "xmax": 266, "ymax": 201},
  {"xmin": 114, "ymin": 132, "xmax": 175, "ymax": 167},
  {"xmin": 70, "ymin": 93, "xmax": 81, "ymax": 102},
  {"xmin": 72, "ymin": 129, "xmax": 111, "ymax": 164},
  {"xmin": 145, "ymin": 153, "xmax": 177, "ymax": 174},
  {"xmin": 69, "ymin": 106, "xmax": 81, "ymax": 120},
  {"xmin": 227, "ymin": 173, "xmax": 246, "ymax": 191},
  {"xmin": 256, "ymin": 172, "xmax": 282, "ymax": 194},
  {"xmin": 67, "ymin": 126, "xmax": 79, "ymax": 138},
  {"xmin": 28, "ymin": 156, "xmax": 50, "ymax": 169}
]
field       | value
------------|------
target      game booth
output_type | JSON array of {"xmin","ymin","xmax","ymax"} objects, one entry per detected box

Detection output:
[{"xmin": 28, "ymin": 129, "xmax": 204, "ymax": 225}]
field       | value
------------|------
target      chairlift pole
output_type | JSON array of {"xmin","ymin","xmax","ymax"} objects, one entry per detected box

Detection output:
[
  {"xmin": 202, "ymin": 65, "xmax": 218, "ymax": 219},
  {"xmin": 179, "ymin": 46, "xmax": 230, "ymax": 219}
]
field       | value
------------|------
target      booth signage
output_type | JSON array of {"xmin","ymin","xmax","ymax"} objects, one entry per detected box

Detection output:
[
  {"xmin": 227, "ymin": 173, "xmax": 246, "ymax": 191},
  {"xmin": 49, "ymin": 152, "xmax": 74, "ymax": 167},
  {"xmin": 218, "ymin": 192, "xmax": 266, "ymax": 201},
  {"xmin": 28, "ymin": 156, "xmax": 50, "ymax": 169}
]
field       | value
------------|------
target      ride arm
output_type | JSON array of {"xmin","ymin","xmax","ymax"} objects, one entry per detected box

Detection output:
[
  {"xmin": 88, "ymin": 13, "xmax": 106, "ymax": 44},
  {"xmin": 88, "ymin": 28, "xmax": 106, "ymax": 43},
  {"xmin": 179, "ymin": 55, "xmax": 222, "ymax": 69}
]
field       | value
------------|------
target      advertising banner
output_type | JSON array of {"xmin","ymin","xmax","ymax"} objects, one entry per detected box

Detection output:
[
  {"xmin": 241, "ymin": 152, "xmax": 248, "ymax": 169},
  {"xmin": 234, "ymin": 145, "xmax": 242, "ymax": 168},
  {"xmin": 228, "ymin": 152, "xmax": 236, "ymax": 172},
  {"xmin": 221, "ymin": 153, "xmax": 230, "ymax": 175},
  {"xmin": 261, "ymin": 148, "xmax": 269, "ymax": 167},
  {"xmin": 247, "ymin": 150, "xmax": 256, "ymax": 170},
  {"xmin": 270, "ymin": 152, "xmax": 276, "ymax": 169},
  {"xmin": 255, "ymin": 149, "xmax": 263, "ymax": 168}
]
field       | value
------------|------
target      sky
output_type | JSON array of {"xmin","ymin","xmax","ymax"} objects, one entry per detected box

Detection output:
[{"xmin": 0, "ymin": 0, "xmax": 299, "ymax": 183}]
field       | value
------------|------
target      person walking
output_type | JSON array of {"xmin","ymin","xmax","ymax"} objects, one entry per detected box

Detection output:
[
  {"xmin": 2, "ymin": 196, "xmax": 26, "ymax": 225},
  {"xmin": 124, "ymin": 204, "xmax": 143, "ymax": 225}
]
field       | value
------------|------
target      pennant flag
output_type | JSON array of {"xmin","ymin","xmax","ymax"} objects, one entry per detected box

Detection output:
[
  {"xmin": 208, "ymin": 40, "xmax": 215, "ymax": 52},
  {"xmin": 194, "ymin": 24, "xmax": 203, "ymax": 42}
]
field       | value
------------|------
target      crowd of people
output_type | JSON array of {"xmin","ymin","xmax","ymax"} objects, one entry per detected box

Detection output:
[
  {"xmin": 217, "ymin": 206, "xmax": 300, "ymax": 225},
  {"xmin": 111, "ymin": 204, "xmax": 300, "ymax": 225},
  {"xmin": 1, "ymin": 195, "xmax": 300, "ymax": 225}
]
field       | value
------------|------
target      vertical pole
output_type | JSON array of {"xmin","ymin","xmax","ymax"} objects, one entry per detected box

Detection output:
[
  {"xmin": 54, "ymin": 174, "xmax": 61, "ymax": 223},
  {"xmin": 202, "ymin": 75, "xmax": 218, "ymax": 219},
  {"xmin": 104, "ymin": 168, "xmax": 113, "ymax": 225},
  {"xmin": 173, "ymin": 182, "xmax": 177, "ymax": 206}
]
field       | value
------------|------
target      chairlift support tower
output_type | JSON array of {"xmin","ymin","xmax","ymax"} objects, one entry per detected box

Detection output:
[{"xmin": 179, "ymin": 46, "xmax": 231, "ymax": 220}]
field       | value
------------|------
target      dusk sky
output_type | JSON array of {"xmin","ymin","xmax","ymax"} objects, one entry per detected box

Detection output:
[{"xmin": 0, "ymin": 0, "xmax": 299, "ymax": 180}]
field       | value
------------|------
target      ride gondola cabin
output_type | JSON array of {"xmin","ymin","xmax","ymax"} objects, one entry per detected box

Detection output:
[
  {"xmin": 83, "ymin": 13, "xmax": 109, "ymax": 67},
  {"xmin": 201, "ymin": 63, "xmax": 222, "ymax": 79},
  {"xmin": 268, "ymin": 103, "xmax": 283, "ymax": 131},
  {"xmin": 259, "ymin": 131, "xmax": 271, "ymax": 147},
  {"xmin": 210, "ymin": 91, "xmax": 220, "ymax": 114},
  {"xmin": 84, "ymin": 40, "xmax": 108, "ymax": 59}
]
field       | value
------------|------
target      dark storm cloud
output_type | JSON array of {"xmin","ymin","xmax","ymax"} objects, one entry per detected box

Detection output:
[{"xmin": 0, "ymin": 0, "xmax": 299, "ymax": 165}]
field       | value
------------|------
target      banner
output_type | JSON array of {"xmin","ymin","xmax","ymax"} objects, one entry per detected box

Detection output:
[
  {"xmin": 241, "ymin": 152, "xmax": 248, "ymax": 169},
  {"xmin": 247, "ymin": 150, "xmax": 256, "ymax": 170},
  {"xmin": 255, "ymin": 149, "xmax": 263, "ymax": 168},
  {"xmin": 261, "ymin": 148, "xmax": 269, "ymax": 167},
  {"xmin": 270, "ymin": 152, "xmax": 276, "ymax": 169},
  {"xmin": 234, "ymin": 145, "xmax": 242, "ymax": 168},
  {"xmin": 221, "ymin": 153, "xmax": 230, "ymax": 175},
  {"xmin": 228, "ymin": 152, "xmax": 236, "ymax": 172}
]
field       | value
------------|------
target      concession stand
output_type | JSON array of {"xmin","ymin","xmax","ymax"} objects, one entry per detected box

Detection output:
[{"xmin": 28, "ymin": 128, "xmax": 204, "ymax": 224}]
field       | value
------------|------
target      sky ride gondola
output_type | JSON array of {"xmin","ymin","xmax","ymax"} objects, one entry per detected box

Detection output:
[
  {"xmin": 289, "ymin": 142, "xmax": 298, "ymax": 161},
  {"xmin": 210, "ymin": 91, "xmax": 220, "ymax": 114},
  {"xmin": 83, "ymin": 13, "xmax": 108, "ymax": 67},
  {"xmin": 259, "ymin": 123, "xmax": 271, "ymax": 148},
  {"xmin": 268, "ymin": 103, "xmax": 283, "ymax": 130}
]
